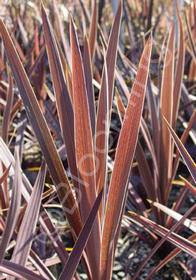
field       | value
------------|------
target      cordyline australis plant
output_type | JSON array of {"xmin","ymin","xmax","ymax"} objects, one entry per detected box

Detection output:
[
  {"xmin": 0, "ymin": 1, "xmax": 153, "ymax": 279},
  {"xmin": 0, "ymin": 0, "xmax": 195, "ymax": 280}
]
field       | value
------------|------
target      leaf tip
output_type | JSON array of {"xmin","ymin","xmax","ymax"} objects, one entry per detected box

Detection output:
[{"xmin": 146, "ymin": 198, "xmax": 153, "ymax": 204}]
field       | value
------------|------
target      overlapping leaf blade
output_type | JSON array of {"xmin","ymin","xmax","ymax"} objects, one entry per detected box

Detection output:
[
  {"xmin": 8, "ymin": 162, "xmax": 46, "ymax": 276},
  {"xmin": 100, "ymin": 37, "xmax": 152, "ymax": 279},
  {"xmin": 0, "ymin": 149, "xmax": 21, "ymax": 264},
  {"xmin": 160, "ymin": 24, "xmax": 175, "ymax": 203},
  {"xmin": 70, "ymin": 16, "xmax": 101, "ymax": 279},
  {"xmin": 59, "ymin": 189, "xmax": 103, "ymax": 280},
  {"xmin": 163, "ymin": 116, "xmax": 196, "ymax": 183},
  {"xmin": 130, "ymin": 203, "xmax": 196, "ymax": 279},
  {"xmin": 172, "ymin": 0, "xmax": 185, "ymax": 128},
  {"xmin": 89, "ymin": 0, "xmax": 97, "ymax": 61},
  {"xmin": 1, "ymin": 71, "xmax": 13, "ymax": 144},
  {"xmin": 41, "ymin": 5, "xmax": 82, "ymax": 211},
  {"xmin": 145, "ymin": 233, "xmax": 196, "ymax": 280},
  {"xmin": 179, "ymin": 175, "xmax": 196, "ymax": 196},
  {"xmin": 95, "ymin": 0, "xmax": 122, "ymax": 196},
  {"xmin": 149, "ymin": 201, "xmax": 196, "ymax": 233},
  {"xmin": 0, "ymin": 17, "xmax": 82, "ymax": 236},
  {"xmin": 83, "ymin": 36, "xmax": 96, "ymax": 139},
  {"xmin": 1, "ymin": 260, "xmax": 46, "ymax": 280},
  {"xmin": 128, "ymin": 211, "xmax": 196, "ymax": 259}
]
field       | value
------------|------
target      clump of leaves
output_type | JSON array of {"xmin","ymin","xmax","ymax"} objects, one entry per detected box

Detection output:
[{"xmin": 0, "ymin": 1, "xmax": 195, "ymax": 280}]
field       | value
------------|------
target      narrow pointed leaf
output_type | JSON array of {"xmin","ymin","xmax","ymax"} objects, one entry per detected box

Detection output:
[
  {"xmin": 128, "ymin": 211, "xmax": 196, "ymax": 259},
  {"xmin": 0, "ymin": 18, "xmax": 82, "ymax": 236},
  {"xmin": 52, "ymin": 0, "xmax": 71, "ymax": 68},
  {"xmin": 2, "ymin": 71, "xmax": 13, "ymax": 144},
  {"xmin": 95, "ymin": 0, "xmax": 122, "ymax": 194},
  {"xmin": 9, "ymin": 162, "xmax": 46, "ymax": 270},
  {"xmin": 101, "ymin": 38, "xmax": 152, "ymax": 279},
  {"xmin": 70, "ymin": 17, "xmax": 96, "ymax": 211},
  {"xmin": 172, "ymin": 1, "xmax": 185, "ymax": 128},
  {"xmin": 160, "ymin": 24, "xmax": 175, "ymax": 202},
  {"xmin": 83, "ymin": 36, "xmax": 96, "ymax": 139},
  {"xmin": 0, "ymin": 149, "xmax": 21, "ymax": 264},
  {"xmin": 59, "ymin": 189, "xmax": 103, "ymax": 280},
  {"xmin": 0, "ymin": 164, "xmax": 10, "ymax": 184},
  {"xmin": 0, "ymin": 164, "xmax": 10, "ymax": 210},
  {"xmin": 1, "ymin": 260, "xmax": 46, "ymax": 280},
  {"xmin": 172, "ymin": 110, "xmax": 196, "ymax": 182},
  {"xmin": 179, "ymin": 175, "xmax": 196, "ymax": 196},
  {"xmin": 150, "ymin": 201, "xmax": 196, "ymax": 233},
  {"xmin": 146, "ymin": 78, "xmax": 160, "ymax": 172},
  {"xmin": 89, "ymin": 0, "xmax": 97, "ymax": 61},
  {"xmin": 115, "ymin": 87, "xmax": 125, "ymax": 123},
  {"xmin": 70, "ymin": 16, "xmax": 101, "ymax": 278},
  {"xmin": 132, "ymin": 203, "xmax": 196, "ymax": 280},
  {"xmin": 163, "ymin": 116, "xmax": 196, "ymax": 183},
  {"xmin": 0, "ymin": 138, "xmax": 70, "ymax": 265},
  {"xmin": 41, "ymin": 5, "xmax": 81, "ymax": 205},
  {"xmin": 145, "ymin": 234, "xmax": 196, "ymax": 280}
]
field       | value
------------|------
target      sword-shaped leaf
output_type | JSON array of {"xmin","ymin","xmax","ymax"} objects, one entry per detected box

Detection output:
[
  {"xmin": 163, "ymin": 116, "xmax": 196, "ymax": 183},
  {"xmin": 145, "ymin": 233, "xmax": 196, "ymax": 280},
  {"xmin": 41, "ymin": 5, "xmax": 81, "ymax": 206},
  {"xmin": 70, "ymin": 16, "xmax": 101, "ymax": 278},
  {"xmin": 89, "ymin": 0, "xmax": 97, "ymax": 61},
  {"xmin": 95, "ymin": 0, "xmax": 122, "ymax": 196},
  {"xmin": 101, "ymin": 37, "xmax": 152, "ymax": 279},
  {"xmin": 0, "ymin": 149, "xmax": 21, "ymax": 264},
  {"xmin": 83, "ymin": 36, "xmax": 96, "ymax": 139},
  {"xmin": 8, "ymin": 162, "xmax": 46, "ymax": 274},
  {"xmin": 2, "ymin": 71, "xmax": 13, "ymax": 144},
  {"xmin": 59, "ymin": 189, "xmax": 103, "ymax": 280},
  {"xmin": 149, "ymin": 200, "xmax": 196, "ymax": 233},
  {"xmin": 172, "ymin": 0, "xmax": 185, "ymax": 128},
  {"xmin": 179, "ymin": 175, "xmax": 196, "ymax": 196},
  {"xmin": 127, "ymin": 211, "xmax": 196, "ymax": 260},
  {"xmin": 0, "ymin": 18, "xmax": 82, "ymax": 236},
  {"xmin": 1, "ymin": 259, "xmax": 46, "ymax": 280},
  {"xmin": 160, "ymin": 24, "xmax": 175, "ymax": 203}
]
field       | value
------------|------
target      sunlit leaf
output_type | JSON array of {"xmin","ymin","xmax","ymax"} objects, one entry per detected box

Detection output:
[
  {"xmin": 101, "ymin": 37, "xmax": 152, "ymax": 279},
  {"xmin": 0, "ymin": 149, "xmax": 21, "ymax": 264},
  {"xmin": 41, "ymin": 4, "xmax": 82, "ymax": 208},
  {"xmin": 9, "ymin": 162, "xmax": 46, "ymax": 269},
  {"xmin": 70, "ymin": 16, "xmax": 100, "ymax": 278},
  {"xmin": 95, "ymin": 0, "xmax": 122, "ymax": 197},
  {"xmin": 89, "ymin": 0, "xmax": 97, "ymax": 61},
  {"xmin": 149, "ymin": 200, "xmax": 196, "ymax": 233},
  {"xmin": 160, "ymin": 24, "xmax": 175, "ymax": 203},
  {"xmin": 59, "ymin": 189, "xmax": 103, "ymax": 280},
  {"xmin": 0, "ymin": 17, "xmax": 82, "ymax": 236},
  {"xmin": 83, "ymin": 36, "xmax": 96, "ymax": 139},
  {"xmin": 172, "ymin": 0, "xmax": 185, "ymax": 128},
  {"xmin": 163, "ymin": 116, "xmax": 196, "ymax": 183},
  {"xmin": 1, "ymin": 259, "xmax": 46, "ymax": 280},
  {"xmin": 179, "ymin": 175, "xmax": 196, "ymax": 196},
  {"xmin": 1, "ymin": 70, "xmax": 13, "ymax": 144}
]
